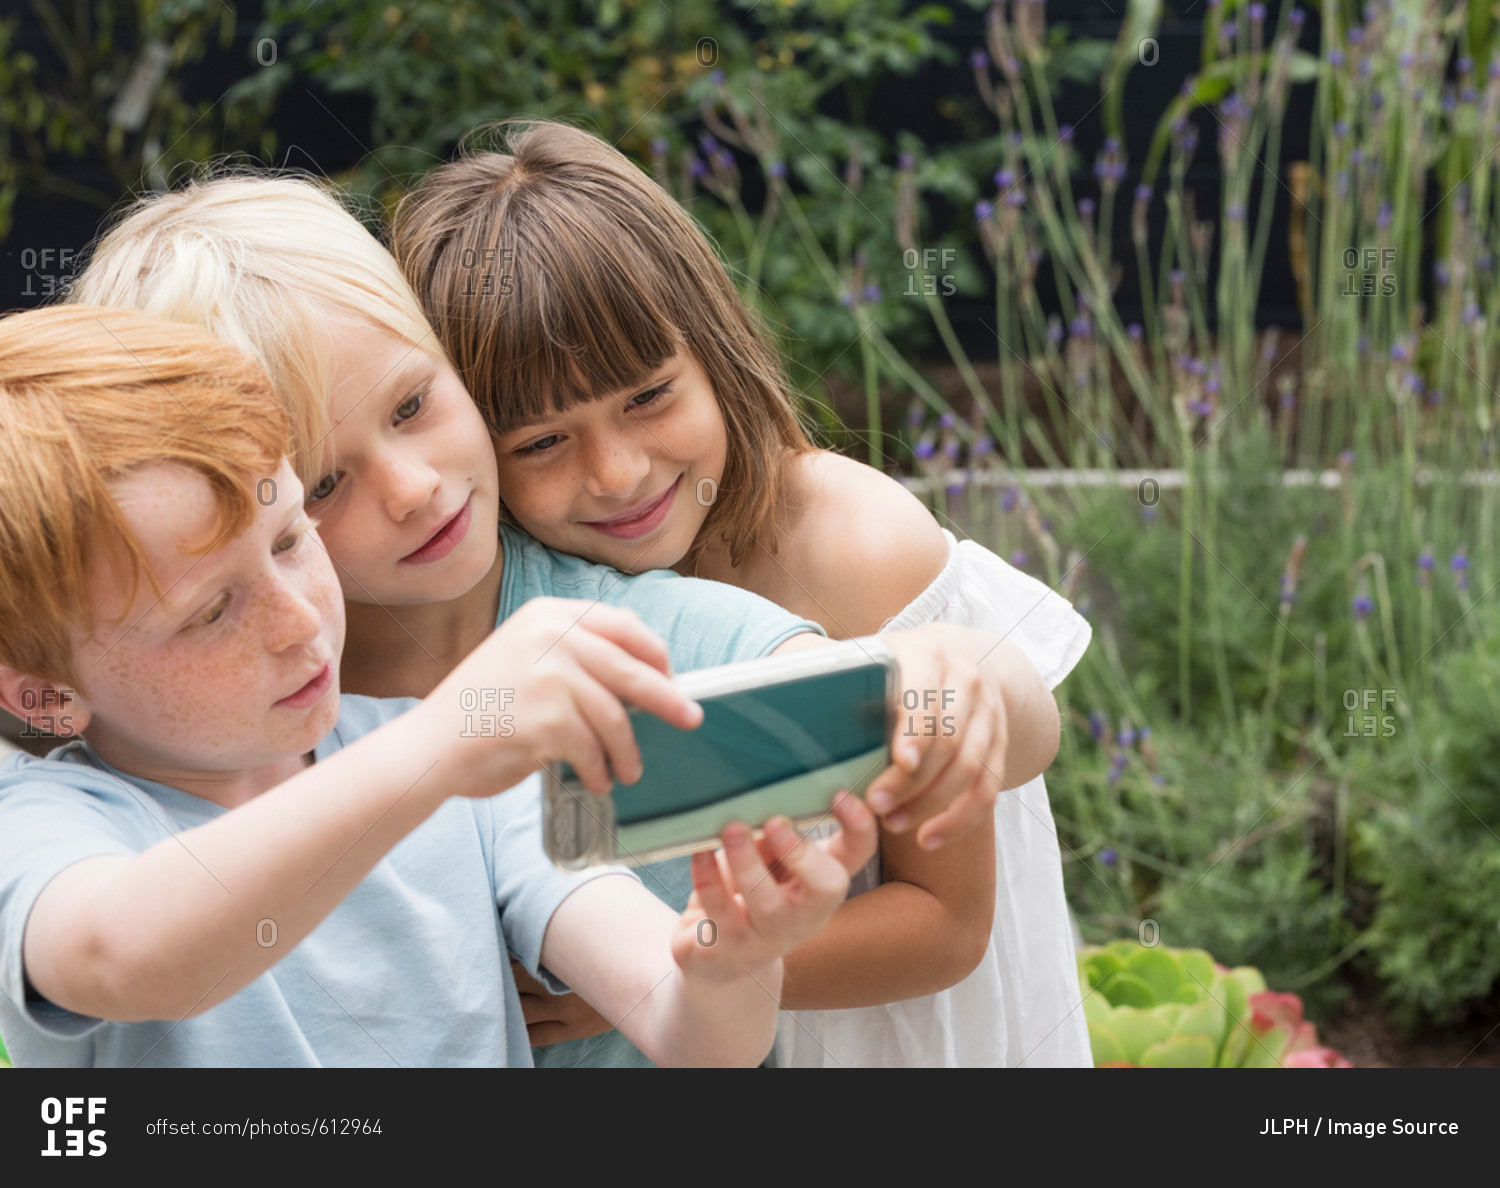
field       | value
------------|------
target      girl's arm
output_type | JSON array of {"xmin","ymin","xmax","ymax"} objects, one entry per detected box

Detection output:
[{"xmin": 779, "ymin": 809, "xmax": 995, "ymax": 1009}]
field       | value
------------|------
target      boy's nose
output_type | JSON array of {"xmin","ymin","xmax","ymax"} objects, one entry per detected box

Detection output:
[{"xmin": 263, "ymin": 571, "xmax": 327, "ymax": 654}]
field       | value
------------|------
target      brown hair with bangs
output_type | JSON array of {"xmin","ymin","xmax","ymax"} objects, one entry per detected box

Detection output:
[
  {"xmin": 390, "ymin": 120, "xmax": 813, "ymax": 566},
  {"xmin": 0, "ymin": 305, "xmax": 288, "ymax": 688}
]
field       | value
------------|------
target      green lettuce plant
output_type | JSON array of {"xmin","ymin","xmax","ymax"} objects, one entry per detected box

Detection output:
[{"xmin": 1080, "ymin": 940, "xmax": 1350, "ymax": 1067}]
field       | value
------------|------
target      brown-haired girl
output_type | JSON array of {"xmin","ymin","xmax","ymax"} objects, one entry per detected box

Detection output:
[{"xmin": 392, "ymin": 121, "xmax": 1092, "ymax": 1068}]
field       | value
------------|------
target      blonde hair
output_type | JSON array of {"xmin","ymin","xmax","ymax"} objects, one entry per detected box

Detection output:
[
  {"xmin": 0, "ymin": 306, "xmax": 288, "ymax": 687},
  {"xmin": 391, "ymin": 121, "xmax": 813, "ymax": 567},
  {"xmin": 69, "ymin": 171, "xmax": 445, "ymax": 487}
]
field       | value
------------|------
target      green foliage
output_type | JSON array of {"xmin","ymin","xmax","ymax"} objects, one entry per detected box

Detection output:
[{"xmin": 0, "ymin": 0, "xmax": 276, "ymax": 240}]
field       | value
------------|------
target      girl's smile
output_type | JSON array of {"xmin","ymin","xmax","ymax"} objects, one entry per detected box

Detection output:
[{"xmin": 581, "ymin": 475, "xmax": 683, "ymax": 540}]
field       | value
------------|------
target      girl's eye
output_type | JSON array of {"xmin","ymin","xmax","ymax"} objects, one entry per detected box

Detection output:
[
  {"xmin": 306, "ymin": 472, "xmax": 342, "ymax": 503},
  {"xmin": 517, "ymin": 433, "xmax": 563, "ymax": 457},
  {"xmin": 273, "ymin": 530, "xmax": 303, "ymax": 555},
  {"xmin": 627, "ymin": 382, "xmax": 671, "ymax": 410},
  {"xmin": 395, "ymin": 388, "xmax": 427, "ymax": 422}
]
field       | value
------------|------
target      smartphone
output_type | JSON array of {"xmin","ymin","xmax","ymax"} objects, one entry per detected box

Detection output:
[{"xmin": 542, "ymin": 639, "xmax": 897, "ymax": 870}]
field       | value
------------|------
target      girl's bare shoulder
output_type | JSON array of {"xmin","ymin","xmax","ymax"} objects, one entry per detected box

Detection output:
[{"xmin": 777, "ymin": 451, "xmax": 950, "ymax": 634}]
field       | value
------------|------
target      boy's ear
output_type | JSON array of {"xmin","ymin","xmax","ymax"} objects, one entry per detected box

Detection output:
[{"xmin": 0, "ymin": 668, "xmax": 91, "ymax": 739}]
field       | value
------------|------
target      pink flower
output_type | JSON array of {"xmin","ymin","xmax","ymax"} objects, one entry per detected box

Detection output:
[{"xmin": 1284, "ymin": 1047, "xmax": 1354, "ymax": 1068}]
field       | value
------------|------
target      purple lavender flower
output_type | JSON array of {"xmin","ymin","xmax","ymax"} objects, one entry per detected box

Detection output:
[
  {"xmin": 1227, "ymin": 202, "xmax": 1245, "ymax": 220},
  {"xmin": 898, "ymin": 152, "xmax": 916, "ymax": 171},
  {"xmin": 1189, "ymin": 399, "xmax": 1213, "ymax": 418},
  {"xmin": 914, "ymin": 438, "xmax": 936, "ymax": 460},
  {"xmin": 1333, "ymin": 120, "xmax": 1349, "ymax": 138},
  {"xmin": 1099, "ymin": 848, "xmax": 1118, "ymax": 867},
  {"xmin": 906, "ymin": 404, "xmax": 924, "ymax": 428},
  {"xmin": 945, "ymin": 481, "xmax": 964, "ymax": 497},
  {"xmin": 698, "ymin": 133, "xmax": 719, "ymax": 153},
  {"xmin": 1004, "ymin": 187, "xmax": 1027, "ymax": 208},
  {"xmin": 1141, "ymin": 504, "xmax": 1158, "ymax": 523},
  {"xmin": 1463, "ymin": 301, "xmax": 1482, "ymax": 325},
  {"xmin": 1248, "ymin": 3, "xmax": 1266, "ymax": 20},
  {"xmin": 1490, "ymin": 57, "xmax": 1500, "ymax": 81},
  {"xmin": 1170, "ymin": 268, "xmax": 1186, "ymax": 286},
  {"xmin": 1458, "ymin": 57, "xmax": 1474, "ymax": 75},
  {"xmin": 1399, "ymin": 52, "xmax": 1414, "ymax": 69},
  {"xmin": 767, "ymin": 159, "xmax": 787, "ymax": 178},
  {"xmin": 1371, "ymin": 90, "xmax": 1384, "ymax": 111},
  {"xmin": 1281, "ymin": 389, "xmax": 1297, "ymax": 410},
  {"xmin": 1089, "ymin": 711, "xmax": 1105, "ymax": 742},
  {"xmin": 1352, "ymin": 594, "xmax": 1374, "ymax": 620},
  {"xmin": 1104, "ymin": 137, "xmax": 1121, "ymax": 154},
  {"xmin": 1330, "ymin": 49, "xmax": 1346, "ymax": 68},
  {"xmin": 839, "ymin": 291, "xmax": 855, "ymax": 308},
  {"xmin": 1290, "ymin": 7, "xmax": 1306, "ymax": 26},
  {"xmin": 973, "ymin": 436, "xmax": 994, "ymax": 458},
  {"xmin": 862, "ymin": 284, "xmax": 882, "ymax": 303},
  {"xmin": 1443, "ymin": 92, "xmax": 1457, "ymax": 113},
  {"xmin": 969, "ymin": 48, "xmax": 989, "ymax": 71},
  {"xmin": 1434, "ymin": 261, "xmax": 1450, "ymax": 285},
  {"xmin": 1135, "ymin": 184, "xmax": 1152, "ymax": 202},
  {"xmin": 1008, "ymin": 131, "xmax": 1024, "ymax": 150},
  {"xmin": 1428, "ymin": 389, "xmax": 1444, "ymax": 406},
  {"xmin": 1047, "ymin": 321, "xmax": 1064, "ymax": 345},
  {"xmin": 1011, "ymin": 550, "xmax": 1028, "ymax": 567},
  {"xmin": 714, "ymin": 149, "xmax": 735, "ymax": 171},
  {"xmin": 1204, "ymin": 378, "xmax": 1222, "ymax": 396},
  {"xmin": 974, "ymin": 200, "xmax": 995, "ymax": 222},
  {"xmin": 995, "ymin": 168, "xmax": 1016, "ymax": 189},
  {"xmin": 1107, "ymin": 750, "xmax": 1127, "ymax": 784},
  {"xmin": 1340, "ymin": 448, "xmax": 1356, "ymax": 466},
  {"xmin": 1418, "ymin": 548, "xmax": 1435, "ymax": 571},
  {"xmin": 1001, "ymin": 485, "xmax": 1020, "ymax": 512},
  {"xmin": 1119, "ymin": 724, "xmax": 1138, "ymax": 747},
  {"xmin": 1280, "ymin": 572, "xmax": 1297, "ymax": 603},
  {"xmin": 1127, "ymin": 323, "xmax": 1143, "ymax": 340},
  {"xmin": 1058, "ymin": 124, "xmax": 1075, "ymax": 143},
  {"xmin": 939, "ymin": 412, "xmax": 956, "ymax": 429},
  {"xmin": 1347, "ymin": 27, "xmax": 1365, "ymax": 46},
  {"xmin": 1077, "ymin": 197, "xmax": 1096, "ymax": 217},
  {"xmin": 710, "ymin": 69, "xmax": 726, "ymax": 86},
  {"xmin": 688, "ymin": 154, "xmax": 709, "ymax": 178},
  {"xmin": 1462, "ymin": 85, "xmax": 1478, "ymax": 104},
  {"xmin": 650, "ymin": 137, "xmax": 669, "ymax": 158},
  {"xmin": 1377, "ymin": 202, "xmax": 1392, "ymax": 229}
]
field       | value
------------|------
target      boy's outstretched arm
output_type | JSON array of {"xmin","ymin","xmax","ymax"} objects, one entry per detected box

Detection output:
[
  {"xmin": 23, "ymin": 601, "xmax": 699, "ymax": 1023},
  {"xmin": 539, "ymin": 793, "xmax": 875, "ymax": 1067}
]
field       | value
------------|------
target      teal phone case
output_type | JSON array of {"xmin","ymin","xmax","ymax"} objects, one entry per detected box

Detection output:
[{"xmin": 543, "ymin": 640, "xmax": 895, "ymax": 869}]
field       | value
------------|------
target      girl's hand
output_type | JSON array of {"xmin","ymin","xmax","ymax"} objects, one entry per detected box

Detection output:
[
  {"xmin": 512, "ymin": 959, "xmax": 614, "ymax": 1047},
  {"xmin": 413, "ymin": 598, "xmax": 703, "ymax": 800},
  {"xmin": 671, "ymin": 792, "xmax": 877, "ymax": 980},
  {"xmin": 866, "ymin": 623, "xmax": 1056, "ymax": 850}
]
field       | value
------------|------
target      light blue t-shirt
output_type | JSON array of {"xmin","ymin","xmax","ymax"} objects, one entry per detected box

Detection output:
[
  {"xmin": 0, "ymin": 695, "xmax": 624, "ymax": 1068},
  {"xmin": 497, "ymin": 525, "xmax": 822, "ymax": 1067}
]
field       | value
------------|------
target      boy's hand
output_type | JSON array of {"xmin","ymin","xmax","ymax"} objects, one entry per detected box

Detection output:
[
  {"xmin": 512, "ymin": 959, "xmax": 613, "ymax": 1046},
  {"xmin": 413, "ymin": 598, "xmax": 703, "ymax": 799},
  {"xmin": 865, "ymin": 623, "xmax": 1052, "ymax": 850},
  {"xmin": 671, "ymin": 792, "xmax": 876, "ymax": 980}
]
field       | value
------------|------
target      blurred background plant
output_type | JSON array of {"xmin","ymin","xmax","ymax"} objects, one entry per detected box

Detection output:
[{"xmin": 5, "ymin": 0, "xmax": 1500, "ymax": 1047}]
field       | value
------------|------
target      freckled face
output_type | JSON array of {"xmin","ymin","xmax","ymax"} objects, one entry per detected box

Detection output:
[
  {"xmin": 69, "ymin": 460, "xmax": 345, "ymax": 774},
  {"xmin": 490, "ymin": 346, "xmax": 729, "ymax": 574},
  {"xmin": 307, "ymin": 317, "xmax": 501, "ymax": 605}
]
